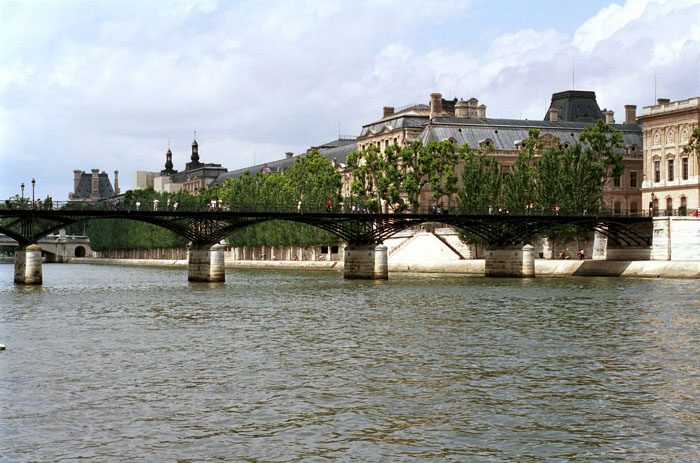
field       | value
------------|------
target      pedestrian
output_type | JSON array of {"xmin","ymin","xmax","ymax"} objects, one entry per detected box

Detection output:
[
  {"xmin": 326, "ymin": 200, "xmax": 332, "ymax": 212},
  {"xmin": 579, "ymin": 248, "xmax": 585, "ymax": 260},
  {"xmin": 136, "ymin": 201, "xmax": 141, "ymax": 211},
  {"xmin": 167, "ymin": 198, "xmax": 171, "ymax": 210},
  {"xmin": 153, "ymin": 198, "xmax": 159, "ymax": 211},
  {"xmin": 173, "ymin": 200, "xmax": 179, "ymax": 211},
  {"xmin": 297, "ymin": 200, "xmax": 302, "ymax": 213}
]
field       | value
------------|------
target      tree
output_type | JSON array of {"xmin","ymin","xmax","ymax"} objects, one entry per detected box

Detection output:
[
  {"xmin": 455, "ymin": 142, "xmax": 501, "ymax": 213},
  {"xmin": 578, "ymin": 119, "xmax": 625, "ymax": 198},
  {"xmin": 427, "ymin": 140, "xmax": 460, "ymax": 209},
  {"xmin": 683, "ymin": 127, "xmax": 700, "ymax": 161},
  {"xmin": 502, "ymin": 129, "xmax": 540, "ymax": 213},
  {"xmin": 347, "ymin": 145, "xmax": 393, "ymax": 212}
]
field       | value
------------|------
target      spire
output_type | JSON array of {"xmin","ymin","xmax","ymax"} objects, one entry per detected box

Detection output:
[
  {"xmin": 191, "ymin": 131, "xmax": 199, "ymax": 163},
  {"xmin": 165, "ymin": 148, "xmax": 174, "ymax": 171}
]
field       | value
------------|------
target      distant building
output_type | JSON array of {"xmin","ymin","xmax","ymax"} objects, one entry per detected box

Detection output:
[
  {"xmin": 639, "ymin": 97, "xmax": 700, "ymax": 215},
  {"xmin": 134, "ymin": 136, "xmax": 227, "ymax": 194},
  {"xmin": 69, "ymin": 169, "xmax": 119, "ymax": 204}
]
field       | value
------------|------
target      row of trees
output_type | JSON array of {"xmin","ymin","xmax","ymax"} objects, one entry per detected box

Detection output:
[
  {"xmin": 349, "ymin": 120, "xmax": 625, "ymax": 217},
  {"xmin": 84, "ymin": 121, "xmax": 627, "ymax": 250}
]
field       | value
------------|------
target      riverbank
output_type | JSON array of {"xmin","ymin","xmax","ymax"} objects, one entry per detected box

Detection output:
[{"xmin": 70, "ymin": 257, "xmax": 700, "ymax": 278}]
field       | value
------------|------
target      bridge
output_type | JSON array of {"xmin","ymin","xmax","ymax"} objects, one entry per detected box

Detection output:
[
  {"xmin": 0, "ymin": 232, "xmax": 93, "ymax": 262},
  {"xmin": 0, "ymin": 206, "xmax": 652, "ymax": 284}
]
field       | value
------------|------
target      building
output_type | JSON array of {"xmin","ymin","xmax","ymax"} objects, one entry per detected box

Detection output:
[
  {"xmin": 355, "ymin": 90, "xmax": 643, "ymax": 212},
  {"xmin": 134, "ymin": 136, "xmax": 228, "ymax": 194},
  {"xmin": 69, "ymin": 169, "xmax": 119, "ymax": 204},
  {"xmin": 638, "ymin": 97, "xmax": 700, "ymax": 215}
]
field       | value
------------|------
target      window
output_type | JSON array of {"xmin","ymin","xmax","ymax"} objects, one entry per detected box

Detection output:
[
  {"xmin": 630, "ymin": 202, "xmax": 638, "ymax": 214},
  {"xmin": 682, "ymin": 157, "xmax": 689, "ymax": 180},
  {"xmin": 613, "ymin": 176, "xmax": 621, "ymax": 187},
  {"xmin": 668, "ymin": 159, "xmax": 674, "ymax": 182},
  {"xmin": 614, "ymin": 201, "xmax": 622, "ymax": 214},
  {"xmin": 654, "ymin": 161, "xmax": 660, "ymax": 182},
  {"xmin": 630, "ymin": 171, "xmax": 638, "ymax": 188},
  {"xmin": 666, "ymin": 197, "xmax": 673, "ymax": 215},
  {"xmin": 680, "ymin": 197, "xmax": 687, "ymax": 216}
]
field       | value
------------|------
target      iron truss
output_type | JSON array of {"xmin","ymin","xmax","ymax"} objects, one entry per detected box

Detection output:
[{"xmin": 0, "ymin": 210, "xmax": 653, "ymax": 247}]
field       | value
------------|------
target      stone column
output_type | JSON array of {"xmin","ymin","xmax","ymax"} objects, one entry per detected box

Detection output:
[
  {"xmin": 344, "ymin": 244, "xmax": 388, "ymax": 279},
  {"xmin": 188, "ymin": 244, "xmax": 226, "ymax": 282},
  {"xmin": 484, "ymin": 244, "xmax": 535, "ymax": 277},
  {"xmin": 14, "ymin": 244, "xmax": 43, "ymax": 285}
]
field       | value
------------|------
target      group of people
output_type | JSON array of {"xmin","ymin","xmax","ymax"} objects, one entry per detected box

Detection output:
[
  {"xmin": 4, "ymin": 197, "xmax": 54, "ymax": 210},
  {"xmin": 133, "ymin": 199, "xmax": 179, "ymax": 211}
]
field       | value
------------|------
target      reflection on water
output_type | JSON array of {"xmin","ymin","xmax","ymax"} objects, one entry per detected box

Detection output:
[{"xmin": 1, "ymin": 263, "xmax": 699, "ymax": 462}]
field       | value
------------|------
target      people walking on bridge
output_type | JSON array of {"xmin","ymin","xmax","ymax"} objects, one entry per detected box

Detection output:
[
  {"xmin": 153, "ymin": 198, "xmax": 159, "ymax": 211},
  {"xmin": 297, "ymin": 200, "xmax": 302, "ymax": 214},
  {"xmin": 136, "ymin": 201, "xmax": 141, "ymax": 211},
  {"xmin": 326, "ymin": 200, "xmax": 332, "ymax": 212},
  {"xmin": 167, "ymin": 198, "xmax": 171, "ymax": 210},
  {"xmin": 173, "ymin": 200, "xmax": 179, "ymax": 211}
]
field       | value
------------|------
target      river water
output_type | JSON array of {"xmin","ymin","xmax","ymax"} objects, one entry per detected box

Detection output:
[{"xmin": 1, "ymin": 263, "xmax": 699, "ymax": 462}]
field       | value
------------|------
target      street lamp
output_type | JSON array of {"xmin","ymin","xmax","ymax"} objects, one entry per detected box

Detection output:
[
  {"xmin": 31, "ymin": 178, "xmax": 36, "ymax": 209},
  {"xmin": 21, "ymin": 183, "xmax": 24, "ymax": 209}
]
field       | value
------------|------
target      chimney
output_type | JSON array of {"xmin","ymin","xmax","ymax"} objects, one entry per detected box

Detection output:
[
  {"xmin": 383, "ymin": 106, "xmax": 394, "ymax": 118},
  {"xmin": 73, "ymin": 170, "xmax": 82, "ymax": 192},
  {"xmin": 467, "ymin": 98, "xmax": 479, "ymax": 118},
  {"xmin": 604, "ymin": 110, "xmax": 615, "ymax": 124},
  {"xmin": 657, "ymin": 98, "xmax": 670, "ymax": 106},
  {"xmin": 430, "ymin": 93, "xmax": 442, "ymax": 119},
  {"xmin": 114, "ymin": 170, "xmax": 120, "ymax": 195},
  {"xmin": 285, "ymin": 152, "xmax": 293, "ymax": 159},
  {"xmin": 625, "ymin": 105, "xmax": 637, "ymax": 125},
  {"xmin": 91, "ymin": 169, "xmax": 100, "ymax": 198},
  {"xmin": 455, "ymin": 100, "xmax": 469, "ymax": 118},
  {"xmin": 477, "ymin": 104, "xmax": 487, "ymax": 118},
  {"xmin": 549, "ymin": 107, "xmax": 559, "ymax": 122}
]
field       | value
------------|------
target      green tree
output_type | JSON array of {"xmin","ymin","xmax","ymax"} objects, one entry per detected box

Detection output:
[
  {"xmin": 683, "ymin": 127, "xmax": 700, "ymax": 161},
  {"xmin": 502, "ymin": 129, "xmax": 540, "ymax": 213},
  {"xmin": 455, "ymin": 142, "xmax": 501, "ymax": 213},
  {"xmin": 427, "ymin": 140, "xmax": 460, "ymax": 209}
]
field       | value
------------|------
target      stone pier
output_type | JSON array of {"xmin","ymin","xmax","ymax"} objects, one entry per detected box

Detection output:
[
  {"xmin": 485, "ymin": 244, "xmax": 535, "ymax": 277},
  {"xmin": 343, "ymin": 244, "xmax": 388, "ymax": 279},
  {"xmin": 14, "ymin": 244, "xmax": 43, "ymax": 285},
  {"xmin": 188, "ymin": 244, "xmax": 226, "ymax": 282}
]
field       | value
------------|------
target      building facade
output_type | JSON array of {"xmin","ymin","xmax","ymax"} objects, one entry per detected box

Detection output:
[
  {"xmin": 69, "ymin": 169, "xmax": 119, "ymax": 204},
  {"xmin": 638, "ymin": 97, "xmax": 700, "ymax": 215}
]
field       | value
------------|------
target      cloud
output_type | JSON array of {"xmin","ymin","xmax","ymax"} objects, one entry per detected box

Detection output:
[{"xmin": 0, "ymin": 0, "xmax": 698, "ymax": 200}]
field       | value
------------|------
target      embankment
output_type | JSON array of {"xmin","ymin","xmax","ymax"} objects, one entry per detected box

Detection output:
[{"xmin": 70, "ymin": 257, "xmax": 700, "ymax": 278}]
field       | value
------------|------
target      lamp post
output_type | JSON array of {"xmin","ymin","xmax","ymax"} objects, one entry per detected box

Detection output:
[
  {"xmin": 31, "ymin": 178, "xmax": 36, "ymax": 209},
  {"xmin": 21, "ymin": 183, "xmax": 24, "ymax": 209}
]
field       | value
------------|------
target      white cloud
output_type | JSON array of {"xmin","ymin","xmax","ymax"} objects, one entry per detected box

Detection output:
[{"xmin": 0, "ymin": 0, "xmax": 698, "ymax": 200}]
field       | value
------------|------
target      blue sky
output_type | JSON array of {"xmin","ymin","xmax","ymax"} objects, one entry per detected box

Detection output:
[{"xmin": 1, "ymin": 0, "xmax": 699, "ymax": 201}]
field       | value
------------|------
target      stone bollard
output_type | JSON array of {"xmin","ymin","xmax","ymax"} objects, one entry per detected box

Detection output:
[
  {"xmin": 343, "ymin": 244, "xmax": 388, "ymax": 279},
  {"xmin": 14, "ymin": 244, "xmax": 43, "ymax": 285}
]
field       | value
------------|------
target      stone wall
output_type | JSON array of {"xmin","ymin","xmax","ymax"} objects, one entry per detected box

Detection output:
[{"xmin": 651, "ymin": 217, "xmax": 700, "ymax": 260}]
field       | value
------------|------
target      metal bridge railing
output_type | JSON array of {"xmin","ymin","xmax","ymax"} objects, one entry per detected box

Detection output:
[{"xmin": 0, "ymin": 200, "xmax": 675, "ymax": 218}]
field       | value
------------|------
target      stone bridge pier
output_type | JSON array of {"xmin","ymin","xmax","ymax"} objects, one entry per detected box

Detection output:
[
  {"xmin": 188, "ymin": 244, "xmax": 226, "ymax": 282},
  {"xmin": 14, "ymin": 244, "xmax": 43, "ymax": 285},
  {"xmin": 343, "ymin": 244, "xmax": 388, "ymax": 279},
  {"xmin": 484, "ymin": 244, "xmax": 535, "ymax": 278}
]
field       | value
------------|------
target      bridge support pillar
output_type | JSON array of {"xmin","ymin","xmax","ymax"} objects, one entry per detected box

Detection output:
[
  {"xmin": 188, "ymin": 244, "xmax": 226, "ymax": 282},
  {"xmin": 485, "ymin": 244, "xmax": 535, "ymax": 278},
  {"xmin": 14, "ymin": 244, "xmax": 43, "ymax": 285},
  {"xmin": 344, "ymin": 244, "xmax": 388, "ymax": 279}
]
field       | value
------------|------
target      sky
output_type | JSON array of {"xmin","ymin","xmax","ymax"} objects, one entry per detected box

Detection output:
[{"xmin": 1, "ymin": 0, "xmax": 699, "ymax": 201}]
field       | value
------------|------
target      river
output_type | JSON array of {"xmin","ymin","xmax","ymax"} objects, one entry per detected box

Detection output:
[{"xmin": 1, "ymin": 263, "xmax": 699, "ymax": 462}]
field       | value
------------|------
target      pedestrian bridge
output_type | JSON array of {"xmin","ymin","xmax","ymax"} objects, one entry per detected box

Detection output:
[{"xmin": 0, "ymin": 206, "xmax": 652, "ymax": 284}]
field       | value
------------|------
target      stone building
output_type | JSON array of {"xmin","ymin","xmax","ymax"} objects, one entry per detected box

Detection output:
[
  {"xmin": 638, "ymin": 97, "xmax": 700, "ymax": 215},
  {"xmin": 69, "ymin": 169, "xmax": 119, "ymax": 204},
  {"xmin": 134, "ymin": 136, "xmax": 228, "ymax": 194},
  {"xmin": 355, "ymin": 90, "xmax": 643, "ymax": 213}
]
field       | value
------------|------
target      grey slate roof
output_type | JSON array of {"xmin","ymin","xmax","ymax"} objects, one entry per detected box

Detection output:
[
  {"xmin": 420, "ymin": 116, "xmax": 642, "ymax": 150},
  {"xmin": 214, "ymin": 138, "xmax": 358, "ymax": 183},
  {"xmin": 72, "ymin": 172, "xmax": 115, "ymax": 199}
]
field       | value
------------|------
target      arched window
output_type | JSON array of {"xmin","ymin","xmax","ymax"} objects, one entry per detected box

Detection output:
[
  {"xmin": 614, "ymin": 201, "xmax": 622, "ymax": 214},
  {"xmin": 630, "ymin": 202, "xmax": 638, "ymax": 214},
  {"xmin": 680, "ymin": 196, "xmax": 688, "ymax": 215},
  {"xmin": 666, "ymin": 197, "xmax": 673, "ymax": 215}
]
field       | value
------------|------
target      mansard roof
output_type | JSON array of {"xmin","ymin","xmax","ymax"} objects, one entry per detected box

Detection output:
[{"xmin": 419, "ymin": 116, "xmax": 642, "ymax": 151}]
